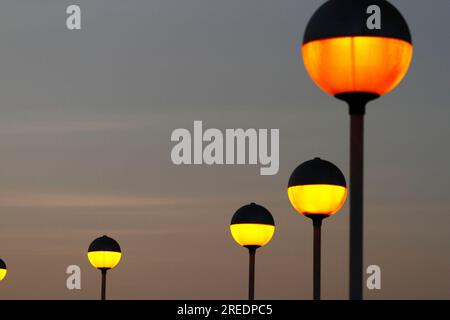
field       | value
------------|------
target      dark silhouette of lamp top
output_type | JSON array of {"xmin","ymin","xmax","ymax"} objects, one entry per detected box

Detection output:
[
  {"xmin": 303, "ymin": 0, "xmax": 412, "ymax": 45},
  {"xmin": 288, "ymin": 157, "xmax": 346, "ymax": 188},
  {"xmin": 88, "ymin": 235, "xmax": 121, "ymax": 253},
  {"xmin": 230, "ymin": 203, "xmax": 275, "ymax": 226},
  {"xmin": 0, "ymin": 259, "xmax": 5, "ymax": 269}
]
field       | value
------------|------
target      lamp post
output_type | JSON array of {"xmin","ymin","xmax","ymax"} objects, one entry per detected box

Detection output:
[
  {"xmin": 302, "ymin": 0, "xmax": 413, "ymax": 300},
  {"xmin": 288, "ymin": 158, "xmax": 347, "ymax": 300},
  {"xmin": 88, "ymin": 235, "xmax": 122, "ymax": 300},
  {"xmin": 0, "ymin": 259, "xmax": 7, "ymax": 282},
  {"xmin": 230, "ymin": 203, "xmax": 275, "ymax": 300}
]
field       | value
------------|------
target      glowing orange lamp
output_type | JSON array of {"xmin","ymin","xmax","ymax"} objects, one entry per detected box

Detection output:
[
  {"xmin": 288, "ymin": 158, "xmax": 347, "ymax": 300},
  {"xmin": 302, "ymin": 0, "xmax": 412, "ymax": 300},
  {"xmin": 303, "ymin": 0, "xmax": 413, "ymax": 100},
  {"xmin": 88, "ymin": 235, "xmax": 122, "ymax": 300},
  {"xmin": 230, "ymin": 203, "xmax": 275, "ymax": 300}
]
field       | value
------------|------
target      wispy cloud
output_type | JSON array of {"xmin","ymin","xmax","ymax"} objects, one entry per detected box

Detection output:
[
  {"xmin": 0, "ymin": 193, "xmax": 184, "ymax": 208},
  {"xmin": 0, "ymin": 192, "xmax": 224, "ymax": 209},
  {"xmin": 0, "ymin": 119, "xmax": 151, "ymax": 136}
]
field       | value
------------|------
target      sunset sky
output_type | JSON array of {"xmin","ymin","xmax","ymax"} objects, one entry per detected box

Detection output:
[{"xmin": 0, "ymin": 0, "xmax": 449, "ymax": 299}]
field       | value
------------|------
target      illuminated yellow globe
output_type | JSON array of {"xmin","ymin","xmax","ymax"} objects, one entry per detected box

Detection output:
[
  {"xmin": 230, "ymin": 224, "xmax": 275, "ymax": 248},
  {"xmin": 288, "ymin": 158, "xmax": 347, "ymax": 217},
  {"xmin": 88, "ymin": 235, "xmax": 122, "ymax": 270},
  {"xmin": 230, "ymin": 203, "xmax": 275, "ymax": 248},
  {"xmin": 0, "ymin": 259, "xmax": 7, "ymax": 281},
  {"xmin": 288, "ymin": 184, "xmax": 347, "ymax": 216},
  {"xmin": 88, "ymin": 251, "xmax": 122, "ymax": 270}
]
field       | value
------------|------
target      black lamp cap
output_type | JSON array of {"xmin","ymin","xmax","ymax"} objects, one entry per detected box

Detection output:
[
  {"xmin": 88, "ymin": 235, "xmax": 121, "ymax": 253},
  {"xmin": 303, "ymin": 0, "xmax": 412, "ymax": 45},
  {"xmin": 0, "ymin": 259, "xmax": 5, "ymax": 269},
  {"xmin": 288, "ymin": 157, "xmax": 346, "ymax": 188},
  {"xmin": 231, "ymin": 203, "xmax": 275, "ymax": 226}
]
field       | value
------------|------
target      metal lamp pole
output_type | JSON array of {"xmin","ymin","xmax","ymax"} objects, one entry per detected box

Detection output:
[
  {"xmin": 337, "ymin": 92, "xmax": 378, "ymax": 300},
  {"xmin": 101, "ymin": 269, "xmax": 108, "ymax": 300},
  {"xmin": 247, "ymin": 246, "xmax": 258, "ymax": 301}
]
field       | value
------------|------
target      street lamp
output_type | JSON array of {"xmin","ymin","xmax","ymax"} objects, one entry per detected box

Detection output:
[
  {"xmin": 302, "ymin": 0, "xmax": 413, "ymax": 300},
  {"xmin": 288, "ymin": 158, "xmax": 347, "ymax": 300},
  {"xmin": 230, "ymin": 203, "xmax": 275, "ymax": 300},
  {"xmin": 88, "ymin": 235, "xmax": 122, "ymax": 300},
  {"xmin": 0, "ymin": 259, "xmax": 6, "ymax": 282}
]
